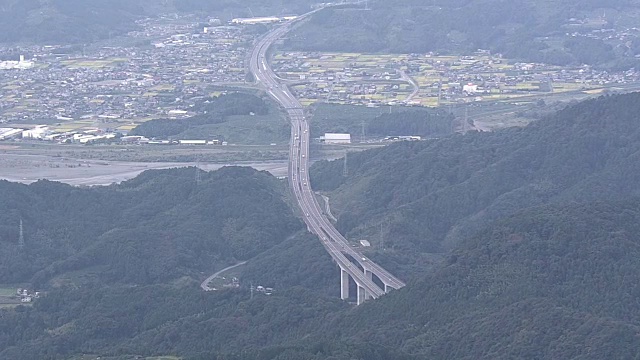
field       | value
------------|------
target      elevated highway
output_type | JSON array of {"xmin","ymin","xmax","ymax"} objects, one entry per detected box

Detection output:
[{"xmin": 249, "ymin": 7, "xmax": 404, "ymax": 304}]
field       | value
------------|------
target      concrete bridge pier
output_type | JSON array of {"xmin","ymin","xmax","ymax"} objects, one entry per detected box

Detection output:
[
  {"xmin": 340, "ymin": 268, "xmax": 350, "ymax": 300},
  {"xmin": 363, "ymin": 270, "xmax": 373, "ymax": 300},
  {"xmin": 357, "ymin": 285, "xmax": 366, "ymax": 305}
]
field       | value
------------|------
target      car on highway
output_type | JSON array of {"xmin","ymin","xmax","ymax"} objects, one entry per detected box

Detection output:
[{"xmin": 306, "ymin": 213, "xmax": 310, "ymax": 217}]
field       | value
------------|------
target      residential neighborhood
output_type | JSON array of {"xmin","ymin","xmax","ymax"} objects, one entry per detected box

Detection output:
[{"xmin": 1, "ymin": 15, "xmax": 640, "ymax": 145}]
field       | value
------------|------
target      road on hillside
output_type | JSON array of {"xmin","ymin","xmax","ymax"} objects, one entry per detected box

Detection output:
[{"xmin": 201, "ymin": 261, "xmax": 248, "ymax": 291}]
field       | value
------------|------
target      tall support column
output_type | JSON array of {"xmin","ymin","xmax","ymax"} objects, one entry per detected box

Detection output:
[
  {"xmin": 384, "ymin": 283, "xmax": 390, "ymax": 293},
  {"xmin": 364, "ymin": 270, "xmax": 373, "ymax": 300},
  {"xmin": 357, "ymin": 284, "xmax": 366, "ymax": 305},
  {"xmin": 340, "ymin": 268, "xmax": 350, "ymax": 300}
]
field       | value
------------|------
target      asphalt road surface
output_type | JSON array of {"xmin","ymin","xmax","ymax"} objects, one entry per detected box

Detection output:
[{"xmin": 249, "ymin": 5, "xmax": 405, "ymax": 302}]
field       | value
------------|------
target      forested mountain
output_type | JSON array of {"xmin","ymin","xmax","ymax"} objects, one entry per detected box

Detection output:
[
  {"xmin": 0, "ymin": 0, "xmax": 316, "ymax": 44},
  {"xmin": 311, "ymin": 92, "xmax": 640, "ymax": 267},
  {"xmin": 0, "ymin": 227, "xmax": 357, "ymax": 360},
  {"xmin": 5, "ymin": 0, "xmax": 640, "ymax": 70},
  {"xmin": 288, "ymin": 0, "xmax": 640, "ymax": 68},
  {"xmin": 313, "ymin": 199, "xmax": 640, "ymax": 359},
  {"xmin": 0, "ymin": 0, "xmax": 148, "ymax": 44},
  {"xmin": 5, "ymin": 198, "xmax": 640, "ymax": 359},
  {"xmin": 0, "ymin": 166, "xmax": 301, "ymax": 286},
  {"xmin": 4, "ymin": 92, "xmax": 640, "ymax": 359}
]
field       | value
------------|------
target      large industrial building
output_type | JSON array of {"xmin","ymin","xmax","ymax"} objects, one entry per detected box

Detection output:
[
  {"xmin": 0, "ymin": 55, "xmax": 34, "ymax": 70},
  {"xmin": 322, "ymin": 133, "xmax": 351, "ymax": 144},
  {"xmin": 231, "ymin": 16, "xmax": 297, "ymax": 25},
  {"xmin": 0, "ymin": 128, "xmax": 23, "ymax": 140},
  {"xmin": 22, "ymin": 125, "xmax": 49, "ymax": 139}
]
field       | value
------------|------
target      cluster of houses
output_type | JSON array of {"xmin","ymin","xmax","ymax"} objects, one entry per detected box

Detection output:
[
  {"xmin": 0, "ymin": 14, "xmax": 253, "ymax": 128},
  {"xmin": 16, "ymin": 288, "xmax": 40, "ymax": 303},
  {"xmin": 255, "ymin": 285, "xmax": 274, "ymax": 295},
  {"xmin": 272, "ymin": 49, "xmax": 640, "ymax": 107}
]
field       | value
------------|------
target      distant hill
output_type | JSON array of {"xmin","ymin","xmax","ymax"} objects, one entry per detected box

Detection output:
[
  {"xmin": 0, "ymin": 166, "xmax": 302, "ymax": 286},
  {"xmin": 0, "ymin": 0, "xmax": 317, "ymax": 45},
  {"xmin": 0, "ymin": 0, "xmax": 149, "ymax": 44},
  {"xmin": 288, "ymin": 0, "xmax": 640, "ymax": 68},
  {"xmin": 5, "ymin": 0, "xmax": 639, "ymax": 69},
  {"xmin": 311, "ymin": 92, "xmax": 640, "ymax": 273}
]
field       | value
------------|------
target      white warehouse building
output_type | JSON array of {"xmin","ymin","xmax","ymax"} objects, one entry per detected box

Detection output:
[
  {"xmin": 322, "ymin": 133, "xmax": 351, "ymax": 144},
  {"xmin": 22, "ymin": 125, "xmax": 49, "ymax": 139}
]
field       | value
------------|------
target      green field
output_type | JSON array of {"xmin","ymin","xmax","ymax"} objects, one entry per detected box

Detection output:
[
  {"xmin": 276, "ymin": 51, "xmax": 607, "ymax": 107},
  {"xmin": 60, "ymin": 58, "xmax": 128, "ymax": 69},
  {"xmin": 0, "ymin": 287, "xmax": 17, "ymax": 296}
]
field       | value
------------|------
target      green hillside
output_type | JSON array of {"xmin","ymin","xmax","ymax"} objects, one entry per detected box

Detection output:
[
  {"xmin": 0, "ymin": 0, "xmax": 148, "ymax": 44},
  {"xmin": 317, "ymin": 199, "xmax": 640, "ymax": 359},
  {"xmin": 130, "ymin": 92, "xmax": 291, "ymax": 145},
  {"xmin": 5, "ymin": 199, "xmax": 640, "ymax": 359},
  {"xmin": 0, "ymin": 0, "xmax": 317, "ymax": 45},
  {"xmin": 4, "ymin": 90, "xmax": 640, "ymax": 360},
  {"xmin": 5, "ymin": 0, "xmax": 640, "ymax": 68},
  {"xmin": 311, "ymin": 92, "xmax": 640, "ymax": 273},
  {"xmin": 288, "ymin": 0, "xmax": 640, "ymax": 68},
  {"xmin": 0, "ymin": 166, "xmax": 302, "ymax": 287},
  {"xmin": 0, "ymin": 231, "xmax": 350, "ymax": 360}
]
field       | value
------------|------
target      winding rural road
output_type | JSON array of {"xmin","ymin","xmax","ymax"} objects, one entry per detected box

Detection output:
[{"xmin": 200, "ymin": 261, "xmax": 247, "ymax": 291}]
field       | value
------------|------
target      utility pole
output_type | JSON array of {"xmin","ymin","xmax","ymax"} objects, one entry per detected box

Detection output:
[
  {"xmin": 250, "ymin": 281, "xmax": 254, "ymax": 299},
  {"xmin": 379, "ymin": 222, "xmax": 384, "ymax": 250},
  {"xmin": 18, "ymin": 218, "xmax": 24, "ymax": 250},
  {"xmin": 343, "ymin": 151, "xmax": 348, "ymax": 177},
  {"xmin": 360, "ymin": 121, "xmax": 366, "ymax": 143},
  {"xmin": 195, "ymin": 162, "xmax": 202, "ymax": 185}
]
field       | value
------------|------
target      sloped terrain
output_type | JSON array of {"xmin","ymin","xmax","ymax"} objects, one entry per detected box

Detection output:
[
  {"xmin": 0, "ymin": 166, "xmax": 302, "ymax": 286},
  {"xmin": 312, "ymin": 92, "xmax": 640, "ymax": 258}
]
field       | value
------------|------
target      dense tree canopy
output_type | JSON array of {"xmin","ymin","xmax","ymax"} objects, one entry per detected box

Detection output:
[
  {"xmin": 130, "ymin": 93, "xmax": 271, "ymax": 139},
  {"xmin": 311, "ymin": 92, "xmax": 640, "ymax": 258},
  {"xmin": 4, "ymin": 92, "xmax": 640, "ymax": 359},
  {"xmin": 0, "ymin": 166, "xmax": 301, "ymax": 286}
]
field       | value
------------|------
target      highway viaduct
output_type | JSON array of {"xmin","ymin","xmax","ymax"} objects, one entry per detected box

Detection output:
[{"xmin": 248, "ymin": 5, "xmax": 405, "ymax": 304}]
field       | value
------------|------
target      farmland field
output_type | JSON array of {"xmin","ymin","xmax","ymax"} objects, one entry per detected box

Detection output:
[{"xmin": 273, "ymin": 51, "xmax": 616, "ymax": 108}]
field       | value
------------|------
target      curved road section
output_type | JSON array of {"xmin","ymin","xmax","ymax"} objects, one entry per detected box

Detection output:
[{"xmin": 249, "ymin": 9, "xmax": 405, "ymax": 304}]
